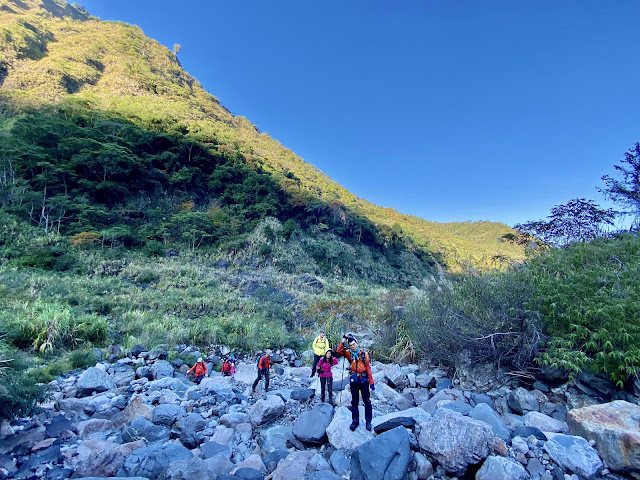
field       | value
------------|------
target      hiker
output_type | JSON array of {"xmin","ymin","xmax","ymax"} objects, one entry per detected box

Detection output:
[
  {"xmin": 187, "ymin": 357, "xmax": 209, "ymax": 384},
  {"xmin": 310, "ymin": 329, "xmax": 329, "ymax": 378},
  {"xmin": 317, "ymin": 348, "xmax": 338, "ymax": 404},
  {"xmin": 252, "ymin": 352, "xmax": 271, "ymax": 393},
  {"xmin": 336, "ymin": 334, "xmax": 375, "ymax": 431},
  {"xmin": 221, "ymin": 356, "xmax": 235, "ymax": 376}
]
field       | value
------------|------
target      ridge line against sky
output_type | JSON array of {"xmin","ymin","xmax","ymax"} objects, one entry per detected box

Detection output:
[{"xmin": 81, "ymin": 0, "xmax": 640, "ymax": 227}]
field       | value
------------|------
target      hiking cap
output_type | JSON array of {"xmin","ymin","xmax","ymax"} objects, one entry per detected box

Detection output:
[{"xmin": 198, "ymin": 357, "xmax": 203, "ymax": 362}]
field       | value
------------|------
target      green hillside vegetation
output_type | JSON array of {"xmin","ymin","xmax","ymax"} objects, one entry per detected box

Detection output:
[
  {"xmin": 1, "ymin": 0, "xmax": 638, "ymax": 421},
  {"xmin": 0, "ymin": 0, "xmax": 525, "ymax": 271}
]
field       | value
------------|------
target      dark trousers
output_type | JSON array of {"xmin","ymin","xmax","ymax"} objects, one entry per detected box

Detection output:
[
  {"xmin": 311, "ymin": 354, "xmax": 321, "ymax": 375},
  {"xmin": 252, "ymin": 369, "xmax": 270, "ymax": 392},
  {"xmin": 350, "ymin": 379, "xmax": 372, "ymax": 425},
  {"xmin": 320, "ymin": 376, "xmax": 333, "ymax": 403},
  {"xmin": 195, "ymin": 375, "xmax": 204, "ymax": 385}
]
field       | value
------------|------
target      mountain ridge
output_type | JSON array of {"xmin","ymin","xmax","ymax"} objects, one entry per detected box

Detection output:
[{"xmin": 0, "ymin": 0, "xmax": 525, "ymax": 270}]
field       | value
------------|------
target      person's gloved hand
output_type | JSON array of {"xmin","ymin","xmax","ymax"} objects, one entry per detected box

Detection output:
[{"xmin": 370, "ymin": 384, "xmax": 375, "ymax": 391}]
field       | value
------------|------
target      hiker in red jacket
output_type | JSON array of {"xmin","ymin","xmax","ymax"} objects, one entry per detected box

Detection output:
[
  {"xmin": 221, "ymin": 357, "xmax": 235, "ymax": 376},
  {"xmin": 252, "ymin": 353, "xmax": 271, "ymax": 393},
  {"xmin": 187, "ymin": 357, "xmax": 209, "ymax": 384},
  {"xmin": 316, "ymin": 348, "xmax": 339, "ymax": 404},
  {"xmin": 336, "ymin": 334, "xmax": 375, "ymax": 431}
]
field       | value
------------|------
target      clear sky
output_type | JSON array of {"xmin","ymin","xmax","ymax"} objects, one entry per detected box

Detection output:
[{"xmin": 81, "ymin": 0, "xmax": 640, "ymax": 227}]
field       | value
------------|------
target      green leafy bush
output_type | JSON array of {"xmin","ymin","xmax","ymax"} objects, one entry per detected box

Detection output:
[
  {"xmin": 527, "ymin": 233, "xmax": 640, "ymax": 386},
  {"xmin": 0, "ymin": 341, "xmax": 49, "ymax": 421}
]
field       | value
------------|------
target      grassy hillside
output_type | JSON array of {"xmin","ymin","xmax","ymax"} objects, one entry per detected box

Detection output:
[{"xmin": 0, "ymin": 0, "xmax": 525, "ymax": 270}]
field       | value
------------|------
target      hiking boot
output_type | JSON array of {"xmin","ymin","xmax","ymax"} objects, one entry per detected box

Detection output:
[
  {"xmin": 365, "ymin": 422, "xmax": 372, "ymax": 431},
  {"xmin": 349, "ymin": 422, "xmax": 358, "ymax": 431},
  {"xmin": 309, "ymin": 373, "xmax": 314, "ymax": 378}
]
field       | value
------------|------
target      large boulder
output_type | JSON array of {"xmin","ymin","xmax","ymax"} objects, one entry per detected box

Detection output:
[
  {"xmin": 523, "ymin": 411, "xmax": 568, "ymax": 434},
  {"xmin": 370, "ymin": 407, "xmax": 431, "ymax": 434},
  {"xmin": 420, "ymin": 388, "xmax": 466, "ymax": 415},
  {"xmin": 374, "ymin": 383, "xmax": 413, "ymax": 410},
  {"xmin": 158, "ymin": 457, "xmax": 215, "ymax": 480},
  {"xmin": 543, "ymin": 434, "xmax": 603, "ymax": 479},
  {"xmin": 383, "ymin": 364, "xmax": 409, "ymax": 389},
  {"xmin": 418, "ymin": 408, "xmax": 494, "ymax": 474},
  {"xmin": 76, "ymin": 419, "xmax": 114, "ymax": 440},
  {"xmin": 77, "ymin": 367, "xmax": 115, "ymax": 397},
  {"xmin": 66, "ymin": 439, "xmax": 144, "ymax": 478},
  {"xmin": 121, "ymin": 416, "xmax": 170, "ymax": 444},
  {"xmin": 232, "ymin": 362, "xmax": 257, "ymax": 385},
  {"xmin": 261, "ymin": 425, "xmax": 294, "ymax": 454},
  {"xmin": 350, "ymin": 426, "xmax": 412, "ymax": 480},
  {"xmin": 176, "ymin": 413, "xmax": 206, "ymax": 448},
  {"xmin": 150, "ymin": 360, "xmax": 174, "ymax": 379},
  {"xmin": 249, "ymin": 395, "xmax": 285, "ymax": 426},
  {"xmin": 293, "ymin": 403, "xmax": 334, "ymax": 445},
  {"xmin": 119, "ymin": 443, "xmax": 192, "ymax": 479},
  {"xmin": 152, "ymin": 404, "xmax": 185, "ymax": 426},
  {"xmin": 270, "ymin": 450, "xmax": 315, "ymax": 480},
  {"xmin": 218, "ymin": 412, "xmax": 250, "ymax": 428},
  {"xmin": 508, "ymin": 388, "xmax": 539, "ymax": 415},
  {"xmin": 468, "ymin": 403, "xmax": 510, "ymax": 443},
  {"xmin": 566, "ymin": 400, "xmax": 640, "ymax": 475},
  {"xmin": 113, "ymin": 395, "xmax": 152, "ymax": 426},
  {"xmin": 326, "ymin": 406, "xmax": 374, "ymax": 451},
  {"xmin": 475, "ymin": 456, "xmax": 529, "ymax": 480}
]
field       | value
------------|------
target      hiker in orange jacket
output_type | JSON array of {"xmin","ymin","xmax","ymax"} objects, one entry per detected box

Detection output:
[
  {"xmin": 187, "ymin": 357, "xmax": 209, "ymax": 384},
  {"xmin": 336, "ymin": 334, "xmax": 375, "ymax": 431},
  {"xmin": 252, "ymin": 353, "xmax": 271, "ymax": 393}
]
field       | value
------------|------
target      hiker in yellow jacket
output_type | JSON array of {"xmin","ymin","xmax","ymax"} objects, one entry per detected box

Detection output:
[{"xmin": 310, "ymin": 330, "xmax": 329, "ymax": 378}]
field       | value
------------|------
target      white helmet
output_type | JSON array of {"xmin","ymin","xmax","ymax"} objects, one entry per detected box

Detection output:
[{"xmin": 198, "ymin": 357, "xmax": 203, "ymax": 362}]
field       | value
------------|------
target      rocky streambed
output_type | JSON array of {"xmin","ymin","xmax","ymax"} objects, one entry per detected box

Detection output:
[{"xmin": 1, "ymin": 344, "xmax": 639, "ymax": 480}]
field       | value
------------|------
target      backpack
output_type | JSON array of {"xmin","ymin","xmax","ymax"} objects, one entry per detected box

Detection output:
[{"xmin": 350, "ymin": 349, "xmax": 368, "ymax": 375}]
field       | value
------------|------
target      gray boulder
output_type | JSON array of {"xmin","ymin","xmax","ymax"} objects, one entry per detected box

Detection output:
[
  {"xmin": 270, "ymin": 450, "xmax": 315, "ymax": 480},
  {"xmin": 119, "ymin": 443, "xmax": 192, "ymax": 479},
  {"xmin": 329, "ymin": 449, "xmax": 350, "ymax": 477},
  {"xmin": 200, "ymin": 441, "xmax": 232, "ymax": 459},
  {"xmin": 176, "ymin": 413, "xmax": 206, "ymax": 448},
  {"xmin": 263, "ymin": 450, "xmax": 290, "ymax": 474},
  {"xmin": 219, "ymin": 412, "xmax": 250, "ymax": 428},
  {"xmin": 508, "ymin": 388, "xmax": 539, "ymax": 415},
  {"xmin": 523, "ymin": 411, "xmax": 568, "ymax": 433},
  {"xmin": 158, "ymin": 457, "xmax": 215, "ymax": 480},
  {"xmin": 261, "ymin": 425, "xmax": 294, "ymax": 454},
  {"xmin": 326, "ymin": 406, "xmax": 374, "ymax": 451},
  {"xmin": 77, "ymin": 367, "xmax": 115, "ymax": 397},
  {"xmin": 543, "ymin": 434, "xmax": 603, "ymax": 479},
  {"xmin": 469, "ymin": 403, "xmax": 511, "ymax": 443},
  {"xmin": 293, "ymin": 403, "xmax": 334, "ymax": 445},
  {"xmin": 111, "ymin": 365, "xmax": 136, "ymax": 387},
  {"xmin": 249, "ymin": 395, "xmax": 285, "ymax": 426},
  {"xmin": 121, "ymin": 416, "xmax": 170, "ymax": 444},
  {"xmin": 351, "ymin": 426, "xmax": 411, "ymax": 480},
  {"xmin": 418, "ymin": 408, "xmax": 493, "ymax": 474},
  {"xmin": 150, "ymin": 360, "xmax": 174, "ymax": 379},
  {"xmin": 476, "ymin": 456, "xmax": 529, "ymax": 480},
  {"xmin": 76, "ymin": 419, "xmax": 114, "ymax": 440},
  {"xmin": 152, "ymin": 404, "xmax": 185, "ymax": 426},
  {"xmin": 290, "ymin": 388, "xmax": 315, "ymax": 402},
  {"xmin": 566, "ymin": 400, "xmax": 640, "ymax": 475}
]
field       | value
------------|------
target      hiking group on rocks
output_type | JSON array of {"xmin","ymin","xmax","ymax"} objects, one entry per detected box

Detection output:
[{"xmin": 1, "ymin": 335, "xmax": 640, "ymax": 480}]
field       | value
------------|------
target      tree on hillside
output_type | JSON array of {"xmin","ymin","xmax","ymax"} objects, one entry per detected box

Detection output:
[
  {"xmin": 599, "ymin": 142, "xmax": 640, "ymax": 229},
  {"xmin": 514, "ymin": 198, "xmax": 616, "ymax": 247}
]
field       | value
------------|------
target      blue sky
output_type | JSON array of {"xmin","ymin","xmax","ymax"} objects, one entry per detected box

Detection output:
[{"xmin": 82, "ymin": 1, "xmax": 640, "ymax": 226}]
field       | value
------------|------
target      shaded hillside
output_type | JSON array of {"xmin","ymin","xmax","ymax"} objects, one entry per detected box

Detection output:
[{"xmin": 0, "ymin": 0, "xmax": 525, "ymax": 269}]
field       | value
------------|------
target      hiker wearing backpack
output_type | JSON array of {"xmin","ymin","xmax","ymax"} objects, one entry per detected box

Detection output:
[
  {"xmin": 310, "ymin": 329, "xmax": 329, "ymax": 378},
  {"xmin": 336, "ymin": 334, "xmax": 375, "ymax": 431},
  {"xmin": 187, "ymin": 357, "xmax": 209, "ymax": 385},
  {"xmin": 317, "ymin": 348, "xmax": 338, "ymax": 404},
  {"xmin": 252, "ymin": 352, "xmax": 271, "ymax": 393}
]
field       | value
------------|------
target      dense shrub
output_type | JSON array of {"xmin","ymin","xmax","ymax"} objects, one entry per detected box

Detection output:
[
  {"xmin": 0, "ymin": 342, "xmax": 49, "ymax": 421},
  {"xmin": 527, "ymin": 233, "xmax": 640, "ymax": 386},
  {"xmin": 401, "ymin": 273, "xmax": 541, "ymax": 371}
]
